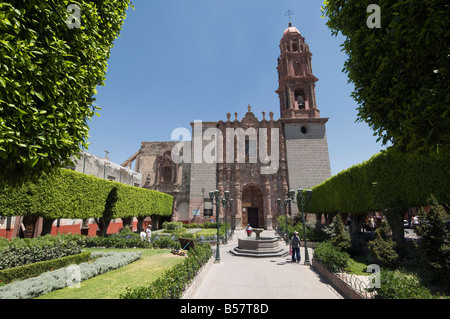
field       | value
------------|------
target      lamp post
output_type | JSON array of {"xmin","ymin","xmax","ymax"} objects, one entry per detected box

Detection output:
[
  {"xmin": 209, "ymin": 190, "xmax": 221, "ymax": 263},
  {"xmin": 222, "ymin": 190, "xmax": 230, "ymax": 244},
  {"xmin": 297, "ymin": 188, "xmax": 313, "ymax": 265}
]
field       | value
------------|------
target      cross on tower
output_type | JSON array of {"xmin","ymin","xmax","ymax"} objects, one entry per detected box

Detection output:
[{"xmin": 285, "ymin": 9, "xmax": 294, "ymax": 24}]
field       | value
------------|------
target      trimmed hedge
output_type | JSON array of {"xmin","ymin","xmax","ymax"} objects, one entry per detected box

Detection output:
[
  {"xmin": 302, "ymin": 150, "xmax": 450, "ymax": 215},
  {"xmin": 0, "ymin": 168, "xmax": 173, "ymax": 219},
  {"xmin": 0, "ymin": 251, "xmax": 91, "ymax": 285},
  {"xmin": 0, "ymin": 0, "xmax": 132, "ymax": 185},
  {"xmin": 0, "ymin": 233, "xmax": 85, "ymax": 270},
  {"xmin": 121, "ymin": 243, "xmax": 213, "ymax": 299},
  {"xmin": 0, "ymin": 251, "xmax": 141, "ymax": 299},
  {"xmin": 312, "ymin": 240, "xmax": 350, "ymax": 273}
]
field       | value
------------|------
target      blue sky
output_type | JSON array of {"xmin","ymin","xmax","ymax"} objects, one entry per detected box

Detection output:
[{"xmin": 86, "ymin": 0, "xmax": 387, "ymax": 176}]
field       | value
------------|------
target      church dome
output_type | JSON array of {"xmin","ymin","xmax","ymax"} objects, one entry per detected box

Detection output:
[{"xmin": 282, "ymin": 23, "xmax": 300, "ymax": 37}]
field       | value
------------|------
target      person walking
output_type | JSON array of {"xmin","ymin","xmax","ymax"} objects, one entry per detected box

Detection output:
[
  {"xmin": 145, "ymin": 224, "xmax": 152, "ymax": 243},
  {"xmin": 245, "ymin": 224, "xmax": 252, "ymax": 237},
  {"xmin": 290, "ymin": 231, "xmax": 301, "ymax": 263}
]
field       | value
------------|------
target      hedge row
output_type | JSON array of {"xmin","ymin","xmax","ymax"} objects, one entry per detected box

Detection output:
[
  {"xmin": 0, "ymin": 251, "xmax": 91, "ymax": 285},
  {"xmin": 302, "ymin": 150, "xmax": 450, "ymax": 215},
  {"xmin": 0, "ymin": 168, "xmax": 173, "ymax": 219},
  {"xmin": 121, "ymin": 243, "xmax": 212, "ymax": 299},
  {"xmin": 0, "ymin": 251, "xmax": 141, "ymax": 299},
  {"xmin": 0, "ymin": 233, "xmax": 84, "ymax": 270}
]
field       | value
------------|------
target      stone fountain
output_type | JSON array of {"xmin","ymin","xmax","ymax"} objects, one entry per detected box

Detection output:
[{"xmin": 230, "ymin": 228, "xmax": 288, "ymax": 258}]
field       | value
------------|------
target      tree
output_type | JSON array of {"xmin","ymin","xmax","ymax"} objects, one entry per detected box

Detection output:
[
  {"xmin": 321, "ymin": 0, "xmax": 449, "ymax": 155},
  {"xmin": 0, "ymin": 0, "xmax": 132, "ymax": 186},
  {"xmin": 329, "ymin": 213, "xmax": 351, "ymax": 252},
  {"xmin": 415, "ymin": 195, "xmax": 450, "ymax": 288},
  {"xmin": 368, "ymin": 219, "xmax": 399, "ymax": 267}
]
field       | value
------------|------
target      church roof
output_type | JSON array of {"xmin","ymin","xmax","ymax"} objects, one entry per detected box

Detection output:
[{"xmin": 282, "ymin": 23, "xmax": 301, "ymax": 37}]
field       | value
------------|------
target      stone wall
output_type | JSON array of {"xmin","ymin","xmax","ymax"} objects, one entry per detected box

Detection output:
[{"xmin": 283, "ymin": 120, "xmax": 331, "ymax": 215}]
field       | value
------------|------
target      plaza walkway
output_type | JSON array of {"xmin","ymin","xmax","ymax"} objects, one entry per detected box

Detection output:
[{"xmin": 188, "ymin": 229, "xmax": 344, "ymax": 299}]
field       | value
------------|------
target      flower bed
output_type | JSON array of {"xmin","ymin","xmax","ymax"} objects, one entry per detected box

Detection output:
[{"xmin": 0, "ymin": 251, "xmax": 141, "ymax": 299}]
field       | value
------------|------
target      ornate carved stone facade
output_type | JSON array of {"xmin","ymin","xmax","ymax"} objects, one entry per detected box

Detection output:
[{"xmin": 122, "ymin": 23, "xmax": 331, "ymax": 229}]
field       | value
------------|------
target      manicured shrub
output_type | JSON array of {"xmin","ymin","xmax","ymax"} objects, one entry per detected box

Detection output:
[
  {"xmin": 0, "ymin": 233, "xmax": 84, "ymax": 270},
  {"xmin": 0, "ymin": 251, "xmax": 141, "ymax": 299},
  {"xmin": 313, "ymin": 240, "xmax": 350, "ymax": 272},
  {"xmin": 162, "ymin": 221, "xmax": 183, "ymax": 231},
  {"xmin": 329, "ymin": 214, "xmax": 351, "ymax": 252},
  {"xmin": 121, "ymin": 243, "xmax": 212, "ymax": 299},
  {"xmin": 0, "ymin": 168, "xmax": 173, "ymax": 236},
  {"xmin": 0, "ymin": 251, "xmax": 91, "ymax": 285},
  {"xmin": 303, "ymin": 150, "xmax": 450, "ymax": 215},
  {"xmin": 415, "ymin": 195, "xmax": 450, "ymax": 288},
  {"xmin": 372, "ymin": 270, "xmax": 436, "ymax": 299},
  {"xmin": 367, "ymin": 221, "xmax": 399, "ymax": 268},
  {"xmin": 0, "ymin": 0, "xmax": 132, "ymax": 185}
]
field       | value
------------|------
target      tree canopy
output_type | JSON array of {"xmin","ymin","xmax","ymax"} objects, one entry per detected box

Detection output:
[
  {"xmin": 321, "ymin": 0, "xmax": 449, "ymax": 155},
  {"xmin": 0, "ymin": 0, "xmax": 132, "ymax": 186}
]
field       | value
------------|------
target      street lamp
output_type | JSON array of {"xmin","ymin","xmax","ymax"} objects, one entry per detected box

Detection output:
[
  {"xmin": 297, "ymin": 188, "xmax": 313, "ymax": 265},
  {"xmin": 214, "ymin": 190, "xmax": 221, "ymax": 262},
  {"xmin": 223, "ymin": 190, "xmax": 230, "ymax": 244}
]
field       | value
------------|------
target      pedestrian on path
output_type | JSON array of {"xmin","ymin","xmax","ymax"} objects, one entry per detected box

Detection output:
[
  {"xmin": 290, "ymin": 231, "xmax": 301, "ymax": 263},
  {"xmin": 245, "ymin": 224, "xmax": 252, "ymax": 237},
  {"xmin": 146, "ymin": 224, "xmax": 152, "ymax": 243}
]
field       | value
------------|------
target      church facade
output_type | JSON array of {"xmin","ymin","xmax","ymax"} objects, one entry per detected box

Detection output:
[{"xmin": 122, "ymin": 23, "xmax": 331, "ymax": 230}]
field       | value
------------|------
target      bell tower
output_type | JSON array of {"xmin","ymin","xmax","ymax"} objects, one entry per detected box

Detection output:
[
  {"xmin": 276, "ymin": 21, "xmax": 331, "ymax": 217},
  {"xmin": 276, "ymin": 23, "xmax": 320, "ymax": 119}
]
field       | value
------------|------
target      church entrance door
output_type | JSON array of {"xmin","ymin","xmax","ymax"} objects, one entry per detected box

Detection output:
[
  {"xmin": 247, "ymin": 207, "xmax": 259, "ymax": 228},
  {"xmin": 242, "ymin": 186, "xmax": 264, "ymax": 228}
]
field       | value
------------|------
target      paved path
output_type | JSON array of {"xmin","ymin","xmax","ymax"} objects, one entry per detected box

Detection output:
[{"xmin": 188, "ymin": 229, "xmax": 343, "ymax": 299}]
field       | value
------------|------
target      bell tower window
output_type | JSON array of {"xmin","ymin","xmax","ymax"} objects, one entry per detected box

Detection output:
[
  {"xmin": 294, "ymin": 89, "xmax": 305, "ymax": 109},
  {"xmin": 163, "ymin": 166, "xmax": 172, "ymax": 182}
]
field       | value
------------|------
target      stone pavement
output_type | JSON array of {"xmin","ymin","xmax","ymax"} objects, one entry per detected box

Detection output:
[{"xmin": 187, "ymin": 229, "xmax": 344, "ymax": 299}]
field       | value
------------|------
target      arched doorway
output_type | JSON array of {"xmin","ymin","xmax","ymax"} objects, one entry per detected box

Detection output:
[{"xmin": 242, "ymin": 186, "xmax": 264, "ymax": 228}]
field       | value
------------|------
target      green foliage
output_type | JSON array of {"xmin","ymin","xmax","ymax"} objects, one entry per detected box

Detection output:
[
  {"xmin": 321, "ymin": 0, "xmax": 450, "ymax": 154},
  {"xmin": 0, "ymin": 0, "xmax": 133, "ymax": 185},
  {"xmin": 162, "ymin": 221, "xmax": 183, "ymax": 231},
  {"xmin": 0, "ymin": 251, "xmax": 141, "ymax": 299},
  {"xmin": 0, "ymin": 168, "xmax": 174, "ymax": 220},
  {"xmin": 329, "ymin": 214, "xmax": 351, "ymax": 252},
  {"xmin": 304, "ymin": 150, "xmax": 450, "ymax": 214},
  {"xmin": 0, "ymin": 251, "xmax": 91, "ymax": 285},
  {"xmin": 415, "ymin": 195, "xmax": 450, "ymax": 287},
  {"xmin": 368, "ymin": 220, "xmax": 399, "ymax": 268},
  {"xmin": 313, "ymin": 240, "xmax": 351, "ymax": 272},
  {"xmin": 372, "ymin": 270, "xmax": 437, "ymax": 299},
  {"xmin": 121, "ymin": 243, "xmax": 212, "ymax": 299},
  {"xmin": 0, "ymin": 233, "xmax": 84, "ymax": 270}
]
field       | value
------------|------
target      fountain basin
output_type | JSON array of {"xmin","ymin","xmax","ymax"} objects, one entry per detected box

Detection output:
[{"xmin": 230, "ymin": 237, "xmax": 288, "ymax": 258}]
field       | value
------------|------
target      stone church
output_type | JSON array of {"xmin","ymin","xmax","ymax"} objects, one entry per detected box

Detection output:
[{"xmin": 122, "ymin": 23, "xmax": 331, "ymax": 230}]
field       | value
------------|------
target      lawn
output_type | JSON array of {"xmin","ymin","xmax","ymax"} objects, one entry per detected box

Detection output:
[
  {"xmin": 348, "ymin": 254, "xmax": 371, "ymax": 276},
  {"xmin": 37, "ymin": 248, "xmax": 185, "ymax": 299}
]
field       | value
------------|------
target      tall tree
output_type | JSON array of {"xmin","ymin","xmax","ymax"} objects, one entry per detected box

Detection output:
[
  {"xmin": 0, "ymin": 0, "xmax": 132, "ymax": 186},
  {"xmin": 321, "ymin": 0, "xmax": 449, "ymax": 155}
]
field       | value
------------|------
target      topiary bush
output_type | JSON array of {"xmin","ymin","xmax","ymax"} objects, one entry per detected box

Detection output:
[
  {"xmin": 0, "ymin": 0, "xmax": 133, "ymax": 185},
  {"xmin": 0, "ymin": 233, "xmax": 84, "ymax": 270},
  {"xmin": 371, "ymin": 270, "xmax": 437, "ymax": 299},
  {"xmin": 121, "ymin": 243, "xmax": 212, "ymax": 299},
  {"xmin": 313, "ymin": 240, "xmax": 350, "ymax": 273},
  {"xmin": 367, "ymin": 220, "xmax": 399, "ymax": 268},
  {"xmin": 0, "ymin": 251, "xmax": 91, "ymax": 285},
  {"xmin": 0, "ymin": 251, "xmax": 141, "ymax": 299}
]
